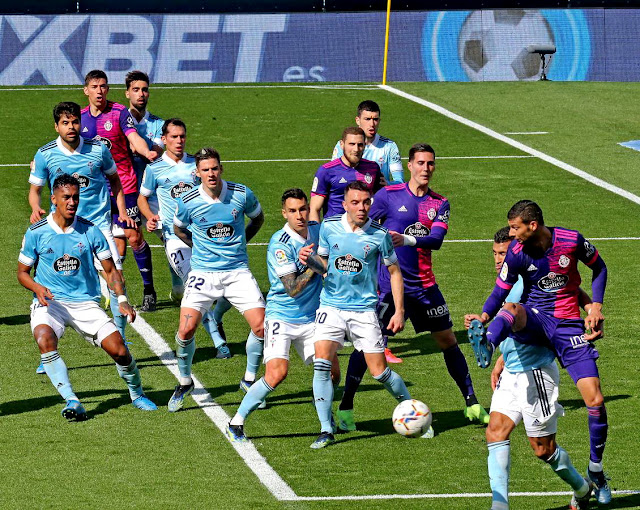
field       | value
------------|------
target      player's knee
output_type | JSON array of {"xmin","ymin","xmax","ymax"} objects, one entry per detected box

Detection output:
[
  {"xmin": 266, "ymin": 367, "xmax": 288, "ymax": 387},
  {"xmin": 583, "ymin": 393, "xmax": 604, "ymax": 407},
  {"xmin": 179, "ymin": 325, "xmax": 197, "ymax": 340},
  {"xmin": 127, "ymin": 230, "xmax": 143, "ymax": 249},
  {"xmin": 252, "ymin": 325, "xmax": 264, "ymax": 339},
  {"xmin": 501, "ymin": 302, "xmax": 518, "ymax": 315},
  {"xmin": 34, "ymin": 332, "xmax": 58, "ymax": 353},
  {"xmin": 486, "ymin": 418, "xmax": 509, "ymax": 443},
  {"xmin": 532, "ymin": 442, "xmax": 555, "ymax": 461}
]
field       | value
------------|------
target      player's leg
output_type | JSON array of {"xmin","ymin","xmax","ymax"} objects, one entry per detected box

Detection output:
[
  {"xmin": 100, "ymin": 226, "xmax": 129, "ymax": 343},
  {"xmin": 212, "ymin": 296, "xmax": 233, "ymax": 342},
  {"xmin": 486, "ymin": 412, "xmax": 517, "ymax": 510},
  {"xmin": 241, "ymin": 306, "xmax": 265, "ymax": 387},
  {"xmin": 312, "ymin": 338, "xmax": 341, "ymax": 448}
]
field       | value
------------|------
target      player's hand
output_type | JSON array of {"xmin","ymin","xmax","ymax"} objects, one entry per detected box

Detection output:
[
  {"xmin": 389, "ymin": 230, "xmax": 405, "ymax": 248},
  {"xmin": 119, "ymin": 213, "xmax": 137, "ymax": 229},
  {"xmin": 146, "ymin": 150, "xmax": 160, "ymax": 162},
  {"xmin": 464, "ymin": 313, "xmax": 488, "ymax": 329},
  {"xmin": 387, "ymin": 311, "xmax": 405, "ymax": 334},
  {"xmin": 34, "ymin": 284, "xmax": 54, "ymax": 306},
  {"xmin": 491, "ymin": 355, "xmax": 505, "ymax": 391},
  {"xmin": 119, "ymin": 301, "xmax": 136, "ymax": 324},
  {"xmin": 146, "ymin": 215, "xmax": 160, "ymax": 232},
  {"xmin": 299, "ymin": 243, "xmax": 314, "ymax": 265},
  {"xmin": 30, "ymin": 208, "xmax": 46, "ymax": 224},
  {"xmin": 583, "ymin": 303, "xmax": 604, "ymax": 340}
]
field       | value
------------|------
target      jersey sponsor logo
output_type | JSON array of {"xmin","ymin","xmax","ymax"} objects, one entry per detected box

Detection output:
[
  {"xmin": 170, "ymin": 181, "xmax": 194, "ymax": 198},
  {"xmin": 569, "ymin": 333, "xmax": 588, "ymax": 349},
  {"xmin": 537, "ymin": 272, "xmax": 569, "ymax": 292},
  {"xmin": 274, "ymin": 249, "xmax": 288, "ymax": 265},
  {"xmin": 334, "ymin": 253, "xmax": 363, "ymax": 274},
  {"xmin": 584, "ymin": 240, "xmax": 596, "ymax": 258},
  {"xmin": 93, "ymin": 135, "xmax": 112, "ymax": 150},
  {"xmin": 499, "ymin": 261, "xmax": 509, "ymax": 281},
  {"xmin": 338, "ymin": 177, "xmax": 348, "ymax": 184},
  {"xmin": 206, "ymin": 222, "xmax": 234, "ymax": 239},
  {"xmin": 427, "ymin": 208, "xmax": 437, "ymax": 220},
  {"xmin": 424, "ymin": 303, "xmax": 450, "ymax": 318},
  {"xmin": 558, "ymin": 255, "xmax": 570, "ymax": 268},
  {"xmin": 82, "ymin": 127, "xmax": 88, "ymax": 133},
  {"xmin": 104, "ymin": 120, "xmax": 113, "ymax": 131},
  {"xmin": 398, "ymin": 205, "xmax": 408, "ymax": 212},
  {"xmin": 437, "ymin": 209, "xmax": 450, "ymax": 223},
  {"xmin": 404, "ymin": 221, "xmax": 430, "ymax": 237},
  {"xmin": 71, "ymin": 172, "xmax": 89, "ymax": 188},
  {"xmin": 527, "ymin": 264, "xmax": 538, "ymax": 271},
  {"xmin": 46, "ymin": 247, "xmax": 54, "ymax": 254},
  {"xmin": 53, "ymin": 253, "xmax": 81, "ymax": 275}
]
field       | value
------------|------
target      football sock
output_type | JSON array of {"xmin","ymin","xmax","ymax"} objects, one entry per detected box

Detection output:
[
  {"xmin": 109, "ymin": 289, "xmax": 127, "ymax": 341},
  {"xmin": 373, "ymin": 367, "xmax": 410, "ymax": 402},
  {"xmin": 487, "ymin": 440, "xmax": 511, "ymax": 510},
  {"xmin": 339, "ymin": 349, "xmax": 367, "ymax": 411},
  {"xmin": 587, "ymin": 404, "xmax": 608, "ymax": 463},
  {"xmin": 442, "ymin": 344, "xmax": 475, "ymax": 399},
  {"xmin": 486, "ymin": 310, "xmax": 515, "ymax": 349},
  {"xmin": 235, "ymin": 378, "xmax": 274, "ymax": 423},
  {"xmin": 132, "ymin": 241, "xmax": 154, "ymax": 289},
  {"xmin": 546, "ymin": 445, "xmax": 589, "ymax": 495},
  {"xmin": 213, "ymin": 297, "xmax": 233, "ymax": 323},
  {"xmin": 245, "ymin": 331, "xmax": 264, "ymax": 380},
  {"xmin": 115, "ymin": 357, "xmax": 144, "ymax": 400},
  {"xmin": 175, "ymin": 333, "xmax": 195, "ymax": 385},
  {"xmin": 41, "ymin": 351, "xmax": 78, "ymax": 402},
  {"xmin": 313, "ymin": 359, "xmax": 334, "ymax": 433},
  {"xmin": 202, "ymin": 311, "xmax": 225, "ymax": 348}
]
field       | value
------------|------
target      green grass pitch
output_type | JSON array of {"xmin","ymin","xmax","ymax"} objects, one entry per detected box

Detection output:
[{"xmin": 1, "ymin": 82, "xmax": 639, "ymax": 509}]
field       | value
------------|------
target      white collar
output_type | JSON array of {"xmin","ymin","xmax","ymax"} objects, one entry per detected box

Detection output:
[
  {"xmin": 56, "ymin": 136, "xmax": 84, "ymax": 157},
  {"xmin": 369, "ymin": 133, "xmax": 380, "ymax": 146},
  {"xmin": 128, "ymin": 109, "xmax": 150, "ymax": 125},
  {"xmin": 283, "ymin": 223, "xmax": 309, "ymax": 244},
  {"xmin": 198, "ymin": 180, "xmax": 227, "ymax": 204},
  {"xmin": 162, "ymin": 152, "xmax": 188, "ymax": 166},
  {"xmin": 47, "ymin": 213, "xmax": 77, "ymax": 234},
  {"xmin": 340, "ymin": 213, "xmax": 371, "ymax": 235}
]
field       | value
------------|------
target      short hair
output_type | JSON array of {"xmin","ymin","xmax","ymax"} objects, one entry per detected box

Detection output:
[
  {"xmin": 53, "ymin": 102, "xmax": 81, "ymax": 124},
  {"xmin": 84, "ymin": 69, "xmax": 108, "ymax": 86},
  {"xmin": 409, "ymin": 143, "xmax": 435, "ymax": 161},
  {"xmin": 125, "ymin": 70, "xmax": 150, "ymax": 89},
  {"xmin": 344, "ymin": 180, "xmax": 371, "ymax": 197},
  {"xmin": 494, "ymin": 226, "xmax": 513, "ymax": 244},
  {"xmin": 356, "ymin": 100, "xmax": 380, "ymax": 117},
  {"xmin": 507, "ymin": 200, "xmax": 544, "ymax": 225},
  {"xmin": 341, "ymin": 126, "xmax": 365, "ymax": 142},
  {"xmin": 52, "ymin": 174, "xmax": 80, "ymax": 191},
  {"xmin": 162, "ymin": 118, "xmax": 187, "ymax": 136},
  {"xmin": 195, "ymin": 147, "xmax": 221, "ymax": 168},
  {"xmin": 281, "ymin": 188, "xmax": 308, "ymax": 206}
]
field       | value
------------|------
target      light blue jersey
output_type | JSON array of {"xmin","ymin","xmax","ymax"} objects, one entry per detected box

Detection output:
[
  {"xmin": 266, "ymin": 222, "xmax": 322, "ymax": 323},
  {"xmin": 500, "ymin": 277, "xmax": 556, "ymax": 372},
  {"xmin": 174, "ymin": 181, "xmax": 262, "ymax": 272},
  {"xmin": 139, "ymin": 152, "xmax": 198, "ymax": 239},
  {"xmin": 130, "ymin": 110, "xmax": 164, "ymax": 185},
  {"xmin": 317, "ymin": 213, "xmax": 397, "ymax": 311},
  {"xmin": 332, "ymin": 134, "xmax": 403, "ymax": 184},
  {"xmin": 19, "ymin": 215, "xmax": 112, "ymax": 303},
  {"xmin": 29, "ymin": 137, "xmax": 117, "ymax": 230}
]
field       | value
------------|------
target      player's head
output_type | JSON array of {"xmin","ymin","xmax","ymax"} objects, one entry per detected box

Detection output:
[
  {"xmin": 492, "ymin": 226, "xmax": 514, "ymax": 273},
  {"xmin": 51, "ymin": 174, "xmax": 80, "ymax": 220},
  {"xmin": 195, "ymin": 147, "xmax": 223, "ymax": 192},
  {"xmin": 507, "ymin": 200, "xmax": 544, "ymax": 243},
  {"xmin": 281, "ymin": 188, "xmax": 309, "ymax": 233},
  {"xmin": 355, "ymin": 100, "xmax": 381, "ymax": 139},
  {"xmin": 162, "ymin": 118, "xmax": 187, "ymax": 158},
  {"xmin": 53, "ymin": 102, "xmax": 81, "ymax": 144},
  {"xmin": 407, "ymin": 143, "xmax": 436, "ymax": 188},
  {"xmin": 342, "ymin": 181, "xmax": 371, "ymax": 227},
  {"xmin": 84, "ymin": 70, "xmax": 109, "ymax": 108},
  {"xmin": 125, "ymin": 70, "xmax": 150, "ymax": 110},
  {"xmin": 339, "ymin": 127, "xmax": 365, "ymax": 167}
]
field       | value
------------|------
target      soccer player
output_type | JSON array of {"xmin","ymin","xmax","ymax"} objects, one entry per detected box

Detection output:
[
  {"xmin": 465, "ymin": 200, "xmax": 611, "ymax": 505},
  {"xmin": 18, "ymin": 174, "xmax": 157, "ymax": 419},
  {"xmin": 82, "ymin": 69, "xmax": 158, "ymax": 311},
  {"xmin": 300, "ymin": 181, "xmax": 411, "ymax": 449},
  {"xmin": 479, "ymin": 227, "xmax": 595, "ymax": 510},
  {"xmin": 168, "ymin": 147, "xmax": 266, "ymax": 411},
  {"xmin": 332, "ymin": 100, "xmax": 404, "ymax": 184},
  {"xmin": 28, "ymin": 101, "xmax": 132, "ymax": 372},
  {"xmin": 309, "ymin": 126, "xmax": 384, "ymax": 223},
  {"xmin": 226, "ymin": 188, "xmax": 324, "ymax": 441},
  {"xmin": 336, "ymin": 144, "xmax": 490, "ymax": 433},
  {"xmin": 138, "ymin": 119, "xmax": 230, "ymax": 358}
]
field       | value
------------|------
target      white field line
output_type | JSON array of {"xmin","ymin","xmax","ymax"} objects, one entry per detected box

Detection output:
[
  {"xmin": 504, "ymin": 131, "xmax": 549, "ymax": 135},
  {"xmin": 379, "ymin": 85, "xmax": 640, "ymax": 206},
  {"xmin": 0, "ymin": 84, "xmax": 379, "ymax": 92}
]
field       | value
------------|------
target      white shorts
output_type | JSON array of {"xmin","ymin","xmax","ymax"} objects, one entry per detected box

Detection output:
[
  {"xmin": 30, "ymin": 300, "xmax": 117, "ymax": 347},
  {"xmin": 490, "ymin": 362, "xmax": 564, "ymax": 437},
  {"xmin": 264, "ymin": 319, "xmax": 315, "ymax": 365},
  {"xmin": 164, "ymin": 237, "xmax": 192, "ymax": 281},
  {"xmin": 312, "ymin": 306, "xmax": 385, "ymax": 354},
  {"xmin": 112, "ymin": 222, "xmax": 126, "ymax": 239},
  {"xmin": 93, "ymin": 226, "xmax": 123, "ymax": 271},
  {"xmin": 181, "ymin": 269, "xmax": 265, "ymax": 316}
]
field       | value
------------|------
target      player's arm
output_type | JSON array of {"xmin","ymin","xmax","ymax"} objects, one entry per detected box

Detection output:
[
  {"xmin": 491, "ymin": 354, "xmax": 505, "ymax": 391},
  {"xmin": 390, "ymin": 201, "xmax": 449, "ymax": 249},
  {"xmin": 388, "ymin": 142, "xmax": 404, "ymax": 184},
  {"xmin": 374, "ymin": 167, "xmax": 387, "ymax": 191},
  {"xmin": 299, "ymin": 243, "xmax": 327, "ymax": 275},
  {"xmin": 137, "ymin": 194, "xmax": 160, "ymax": 231},
  {"xmin": 17, "ymin": 262, "xmax": 53, "ymax": 306},
  {"xmin": 579, "ymin": 237, "xmax": 607, "ymax": 334},
  {"xmin": 245, "ymin": 211, "xmax": 264, "ymax": 243},
  {"xmin": 174, "ymin": 224, "xmax": 193, "ymax": 248},
  {"xmin": 127, "ymin": 131, "xmax": 159, "ymax": 161},
  {"xmin": 106, "ymin": 172, "xmax": 136, "ymax": 229},
  {"xmin": 28, "ymin": 184, "xmax": 46, "ymax": 223},
  {"xmin": 578, "ymin": 287, "xmax": 604, "ymax": 341},
  {"xmin": 100, "ymin": 257, "xmax": 135, "ymax": 323},
  {"xmin": 309, "ymin": 195, "xmax": 325, "ymax": 223},
  {"xmin": 280, "ymin": 268, "xmax": 317, "ymax": 298},
  {"xmin": 28, "ymin": 152, "xmax": 50, "ymax": 223},
  {"xmin": 386, "ymin": 261, "xmax": 405, "ymax": 333}
]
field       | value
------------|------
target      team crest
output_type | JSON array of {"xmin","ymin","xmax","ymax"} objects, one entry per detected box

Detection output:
[
  {"xmin": 104, "ymin": 120, "xmax": 113, "ymax": 131},
  {"xmin": 364, "ymin": 174, "xmax": 373, "ymax": 184},
  {"xmin": 558, "ymin": 255, "xmax": 570, "ymax": 268},
  {"xmin": 427, "ymin": 208, "xmax": 437, "ymax": 220},
  {"xmin": 231, "ymin": 208, "xmax": 239, "ymax": 220},
  {"xmin": 77, "ymin": 242, "xmax": 85, "ymax": 254},
  {"xmin": 363, "ymin": 244, "xmax": 371, "ymax": 257},
  {"xmin": 274, "ymin": 249, "xmax": 288, "ymax": 265}
]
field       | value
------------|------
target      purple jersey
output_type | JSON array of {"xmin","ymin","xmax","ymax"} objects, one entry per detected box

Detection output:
[
  {"xmin": 488, "ymin": 228, "xmax": 600, "ymax": 320},
  {"xmin": 371, "ymin": 183, "xmax": 450, "ymax": 293},
  {"xmin": 81, "ymin": 101, "xmax": 137, "ymax": 194},
  {"xmin": 311, "ymin": 157, "xmax": 382, "ymax": 217}
]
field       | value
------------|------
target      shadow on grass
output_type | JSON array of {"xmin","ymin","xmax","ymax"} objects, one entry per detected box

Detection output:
[
  {"xmin": 546, "ymin": 493, "xmax": 640, "ymax": 510},
  {"xmin": 0, "ymin": 314, "xmax": 30, "ymax": 326}
]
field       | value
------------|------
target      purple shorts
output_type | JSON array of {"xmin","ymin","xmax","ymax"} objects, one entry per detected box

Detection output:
[
  {"xmin": 513, "ymin": 304, "xmax": 599, "ymax": 370},
  {"xmin": 111, "ymin": 192, "xmax": 141, "ymax": 229},
  {"xmin": 378, "ymin": 284, "xmax": 453, "ymax": 336}
]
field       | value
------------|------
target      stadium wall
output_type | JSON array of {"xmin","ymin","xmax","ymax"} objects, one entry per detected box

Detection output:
[{"xmin": 0, "ymin": 10, "xmax": 638, "ymax": 84}]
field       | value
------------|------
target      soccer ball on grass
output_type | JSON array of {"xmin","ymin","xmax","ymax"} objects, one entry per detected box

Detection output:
[{"xmin": 392, "ymin": 399, "xmax": 432, "ymax": 438}]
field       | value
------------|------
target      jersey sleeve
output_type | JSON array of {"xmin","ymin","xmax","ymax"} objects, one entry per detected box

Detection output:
[
  {"xmin": 174, "ymin": 197, "xmax": 190, "ymax": 228},
  {"xmin": 29, "ymin": 150, "xmax": 49, "ymax": 187},
  {"xmin": 380, "ymin": 231, "xmax": 398, "ymax": 266},
  {"xmin": 331, "ymin": 141, "xmax": 342, "ymax": 160},
  {"xmin": 433, "ymin": 200, "xmax": 450, "ymax": 231},
  {"xmin": 576, "ymin": 233, "xmax": 599, "ymax": 266},
  {"xmin": 100, "ymin": 144, "xmax": 117, "ymax": 176},
  {"xmin": 505, "ymin": 277, "xmax": 524, "ymax": 304},
  {"xmin": 90, "ymin": 226, "xmax": 112, "ymax": 261},
  {"xmin": 412, "ymin": 200, "xmax": 449, "ymax": 250},
  {"xmin": 152, "ymin": 121, "xmax": 164, "ymax": 147},
  {"xmin": 311, "ymin": 165, "xmax": 329, "ymax": 197},
  {"xmin": 18, "ymin": 229, "xmax": 38, "ymax": 267},
  {"xmin": 244, "ymin": 186, "xmax": 262, "ymax": 219},
  {"xmin": 119, "ymin": 108, "xmax": 137, "ymax": 136},
  {"xmin": 369, "ymin": 188, "xmax": 388, "ymax": 222},
  {"xmin": 139, "ymin": 166, "xmax": 156, "ymax": 197},
  {"xmin": 317, "ymin": 222, "xmax": 329, "ymax": 257},
  {"xmin": 388, "ymin": 142, "xmax": 404, "ymax": 183},
  {"xmin": 576, "ymin": 232, "xmax": 607, "ymax": 303},
  {"xmin": 483, "ymin": 247, "xmax": 520, "ymax": 317},
  {"xmin": 269, "ymin": 241, "xmax": 298, "ymax": 277}
]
